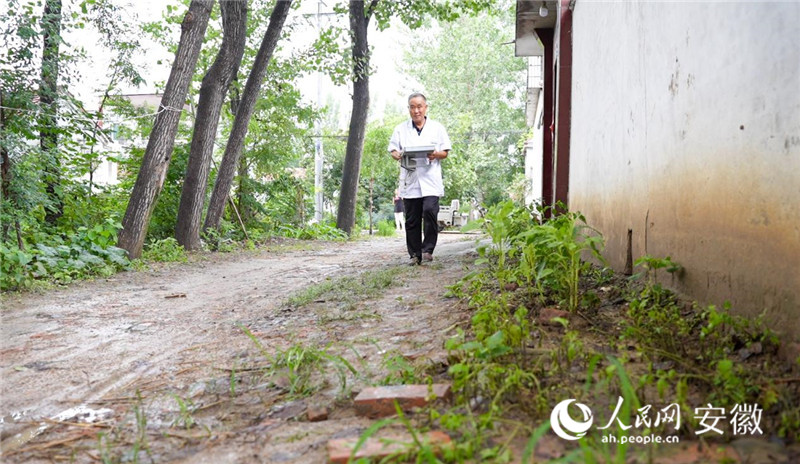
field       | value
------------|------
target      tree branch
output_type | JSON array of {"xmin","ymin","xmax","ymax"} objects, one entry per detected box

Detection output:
[{"xmin": 365, "ymin": 0, "xmax": 380, "ymax": 19}]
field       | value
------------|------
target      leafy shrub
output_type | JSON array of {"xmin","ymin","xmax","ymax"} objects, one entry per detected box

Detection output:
[
  {"xmin": 1, "ymin": 219, "xmax": 129, "ymax": 291},
  {"xmin": 516, "ymin": 208, "xmax": 605, "ymax": 312},
  {"xmin": 0, "ymin": 246, "xmax": 36, "ymax": 290},
  {"xmin": 201, "ymin": 227, "xmax": 236, "ymax": 252},
  {"xmin": 376, "ymin": 220, "xmax": 395, "ymax": 237},
  {"xmin": 142, "ymin": 237, "xmax": 187, "ymax": 262},
  {"xmin": 465, "ymin": 200, "xmax": 605, "ymax": 312},
  {"xmin": 278, "ymin": 222, "xmax": 348, "ymax": 241}
]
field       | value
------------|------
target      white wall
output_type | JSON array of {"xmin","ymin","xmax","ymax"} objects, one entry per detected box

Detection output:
[
  {"xmin": 568, "ymin": 1, "xmax": 800, "ymax": 337},
  {"xmin": 524, "ymin": 92, "xmax": 544, "ymax": 206},
  {"xmin": 524, "ymin": 56, "xmax": 544, "ymax": 206}
]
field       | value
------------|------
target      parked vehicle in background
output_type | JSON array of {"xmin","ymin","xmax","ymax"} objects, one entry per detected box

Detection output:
[{"xmin": 437, "ymin": 199, "xmax": 469, "ymax": 231}]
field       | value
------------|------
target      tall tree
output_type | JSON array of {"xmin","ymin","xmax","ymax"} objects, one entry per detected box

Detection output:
[
  {"xmin": 333, "ymin": 0, "xmax": 490, "ymax": 234},
  {"xmin": 39, "ymin": 0, "xmax": 63, "ymax": 225},
  {"xmin": 335, "ymin": 0, "xmax": 376, "ymax": 234},
  {"xmin": 117, "ymin": 0, "xmax": 214, "ymax": 259},
  {"xmin": 203, "ymin": 0, "xmax": 292, "ymax": 233},
  {"xmin": 175, "ymin": 0, "xmax": 248, "ymax": 250}
]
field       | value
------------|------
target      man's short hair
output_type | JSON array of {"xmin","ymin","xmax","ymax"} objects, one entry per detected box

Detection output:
[{"xmin": 408, "ymin": 92, "xmax": 427, "ymax": 104}]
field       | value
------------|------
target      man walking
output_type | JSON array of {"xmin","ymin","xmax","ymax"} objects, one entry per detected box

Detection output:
[
  {"xmin": 393, "ymin": 190, "xmax": 405, "ymax": 231},
  {"xmin": 389, "ymin": 93, "xmax": 452, "ymax": 265}
]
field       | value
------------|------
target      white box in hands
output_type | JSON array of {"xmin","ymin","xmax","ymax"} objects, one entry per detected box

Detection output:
[
  {"xmin": 402, "ymin": 145, "xmax": 436, "ymax": 159},
  {"xmin": 401, "ymin": 145, "xmax": 436, "ymax": 169}
]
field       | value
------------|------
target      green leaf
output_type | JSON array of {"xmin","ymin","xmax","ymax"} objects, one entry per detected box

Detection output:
[
  {"xmin": 522, "ymin": 420, "xmax": 551, "ymax": 464},
  {"xmin": 16, "ymin": 250, "xmax": 32, "ymax": 266},
  {"xmin": 36, "ymin": 244, "xmax": 58, "ymax": 257},
  {"xmin": 78, "ymin": 251, "xmax": 104, "ymax": 266}
]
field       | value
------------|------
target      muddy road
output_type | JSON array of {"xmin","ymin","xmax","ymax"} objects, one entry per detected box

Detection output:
[{"xmin": 1, "ymin": 234, "xmax": 478, "ymax": 462}]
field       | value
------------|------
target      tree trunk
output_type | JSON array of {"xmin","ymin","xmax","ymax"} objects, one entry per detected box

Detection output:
[
  {"xmin": 117, "ymin": 0, "xmax": 213, "ymax": 259},
  {"xmin": 236, "ymin": 151, "xmax": 251, "ymax": 222},
  {"xmin": 296, "ymin": 180, "xmax": 305, "ymax": 225},
  {"xmin": 335, "ymin": 0, "xmax": 375, "ymax": 234},
  {"xmin": 204, "ymin": 0, "xmax": 293, "ymax": 233},
  {"xmin": 368, "ymin": 176, "xmax": 374, "ymax": 235},
  {"xmin": 2, "ymin": 72, "xmax": 25, "ymax": 249},
  {"xmin": 175, "ymin": 0, "xmax": 247, "ymax": 250},
  {"xmin": 1, "ymin": 97, "xmax": 17, "ymax": 248},
  {"xmin": 40, "ymin": 0, "xmax": 63, "ymax": 225}
]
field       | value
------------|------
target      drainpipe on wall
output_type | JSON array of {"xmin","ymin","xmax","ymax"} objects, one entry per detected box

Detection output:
[{"xmin": 536, "ymin": 28, "xmax": 555, "ymax": 217}]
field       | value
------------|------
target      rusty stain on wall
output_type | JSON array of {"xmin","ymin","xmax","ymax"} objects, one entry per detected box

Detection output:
[
  {"xmin": 573, "ymin": 161, "xmax": 800, "ymax": 340},
  {"xmin": 567, "ymin": 1, "xmax": 800, "ymax": 341}
]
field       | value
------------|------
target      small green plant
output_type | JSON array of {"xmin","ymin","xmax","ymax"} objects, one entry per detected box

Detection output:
[
  {"xmin": 286, "ymin": 266, "xmax": 408, "ymax": 307},
  {"xmin": 631, "ymin": 255, "xmax": 682, "ymax": 287},
  {"xmin": 0, "ymin": 245, "xmax": 36, "ymax": 289},
  {"xmin": 238, "ymin": 325, "xmax": 357, "ymax": 400},
  {"xmin": 699, "ymin": 303, "xmax": 778, "ymax": 362},
  {"xmin": 272, "ymin": 344, "xmax": 326, "ymax": 397},
  {"xmin": 555, "ymin": 327, "xmax": 585, "ymax": 371},
  {"xmin": 97, "ymin": 431, "xmax": 115, "ymax": 464},
  {"xmin": 142, "ymin": 237, "xmax": 187, "ymax": 262},
  {"xmin": 229, "ymin": 364, "xmax": 238, "ymax": 397},
  {"xmin": 200, "ymin": 227, "xmax": 236, "ymax": 252},
  {"xmin": 624, "ymin": 284, "xmax": 690, "ymax": 357},
  {"xmin": 171, "ymin": 394, "xmax": 197, "ymax": 430},
  {"xmin": 380, "ymin": 352, "xmax": 422, "ymax": 385},
  {"xmin": 518, "ymin": 208, "xmax": 605, "ymax": 312},
  {"xmin": 278, "ymin": 222, "xmax": 348, "ymax": 241},
  {"xmin": 130, "ymin": 391, "xmax": 151, "ymax": 464},
  {"xmin": 94, "ymin": 392, "xmax": 154, "ymax": 463},
  {"xmin": 779, "ymin": 406, "xmax": 800, "ymax": 439},
  {"xmin": 376, "ymin": 219, "xmax": 396, "ymax": 237},
  {"xmin": 464, "ymin": 200, "xmax": 529, "ymax": 290}
]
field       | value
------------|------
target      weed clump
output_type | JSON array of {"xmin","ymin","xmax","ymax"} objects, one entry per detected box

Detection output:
[
  {"xmin": 286, "ymin": 266, "xmax": 409, "ymax": 308},
  {"xmin": 424, "ymin": 201, "xmax": 800, "ymax": 461}
]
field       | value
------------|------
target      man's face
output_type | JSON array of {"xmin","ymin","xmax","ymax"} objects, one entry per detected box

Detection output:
[{"xmin": 408, "ymin": 97, "xmax": 427, "ymax": 126}]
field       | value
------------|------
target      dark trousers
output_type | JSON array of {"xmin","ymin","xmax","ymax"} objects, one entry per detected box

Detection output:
[{"xmin": 403, "ymin": 196, "xmax": 439, "ymax": 259}]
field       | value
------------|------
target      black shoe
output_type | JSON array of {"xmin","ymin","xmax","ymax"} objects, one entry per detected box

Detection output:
[{"xmin": 409, "ymin": 256, "xmax": 421, "ymax": 266}]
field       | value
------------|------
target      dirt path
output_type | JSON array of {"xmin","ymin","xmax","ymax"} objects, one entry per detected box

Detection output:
[{"xmin": 0, "ymin": 233, "xmax": 478, "ymax": 462}]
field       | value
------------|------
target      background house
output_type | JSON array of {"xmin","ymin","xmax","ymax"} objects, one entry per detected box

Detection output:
[
  {"xmin": 85, "ymin": 93, "xmax": 190, "ymax": 188},
  {"xmin": 516, "ymin": 1, "xmax": 800, "ymax": 340}
]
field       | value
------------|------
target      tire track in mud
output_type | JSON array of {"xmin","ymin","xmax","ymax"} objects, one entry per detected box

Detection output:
[{"xmin": 0, "ymin": 234, "xmax": 477, "ymax": 459}]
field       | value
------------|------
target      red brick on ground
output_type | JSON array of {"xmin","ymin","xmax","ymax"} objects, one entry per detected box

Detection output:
[
  {"xmin": 353, "ymin": 384, "xmax": 452, "ymax": 418},
  {"xmin": 307, "ymin": 405, "xmax": 329, "ymax": 422},
  {"xmin": 327, "ymin": 430, "xmax": 451, "ymax": 464},
  {"xmin": 538, "ymin": 307, "xmax": 570, "ymax": 326}
]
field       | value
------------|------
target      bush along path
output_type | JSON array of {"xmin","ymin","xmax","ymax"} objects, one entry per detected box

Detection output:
[{"xmin": 2, "ymin": 207, "xmax": 799, "ymax": 463}]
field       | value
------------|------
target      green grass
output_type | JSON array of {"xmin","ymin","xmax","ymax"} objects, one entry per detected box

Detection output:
[
  {"xmin": 286, "ymin": 266, "xmax": 410, "ymax": 307},
  {"xmin": 376, "ymin": 220, "xmax": 397, "ymax": 237}
]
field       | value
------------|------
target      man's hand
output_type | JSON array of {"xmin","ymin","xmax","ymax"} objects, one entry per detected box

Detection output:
[
  {"xmin": 391, "ymin": 150, "xmax": 402, "ymax": 161},
  {"xmin": 428, "ymin": 150, "xmax": 448, "ymax": 161}
]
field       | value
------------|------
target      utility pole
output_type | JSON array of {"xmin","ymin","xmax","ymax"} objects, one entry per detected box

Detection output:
[
  {"xmin": 305, "ymin": 0, "xmax": 337, "ymax": 223},
  {"xmin": 313, "ymin": 0, "xmax": 325, "ymax": 223}
]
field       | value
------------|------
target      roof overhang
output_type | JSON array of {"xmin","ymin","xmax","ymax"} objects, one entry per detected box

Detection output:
[{"xmin": 515, "ymin": 0, "xmax": 557, "ymax": 56}]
